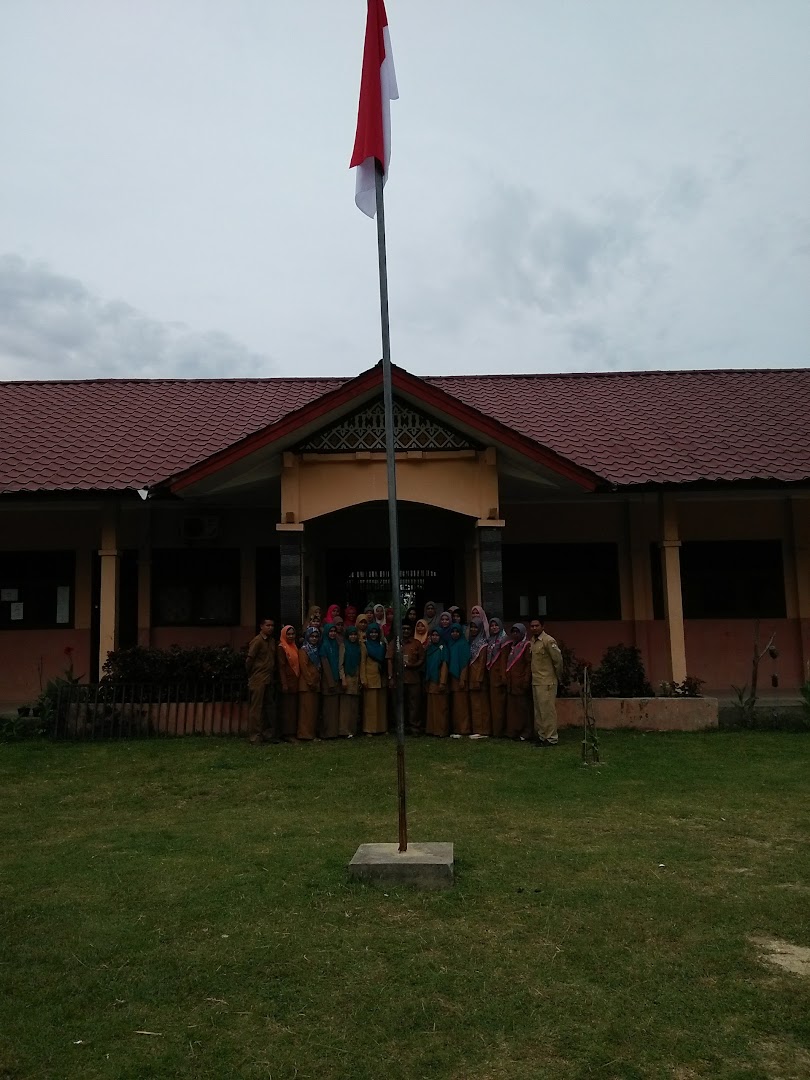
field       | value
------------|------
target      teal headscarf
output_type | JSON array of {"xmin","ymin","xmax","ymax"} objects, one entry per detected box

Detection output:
[
  {"xmin": 342, "ymin": 628, "xmax": 361, "ymax": 676},
  {"xmin": 425, "ymin": 640, "xmax": 447, "ymax": 685},
  {"xmin": 448, "ymin": 628, "xmax": 471, "ymax": 679},
  {"xmin": 319, "ymin": 624, "xmax": 340, "ymax": 680},
  {"xmin": 364, "ymin": 623, "xmax": 387, "ymax": 666}
]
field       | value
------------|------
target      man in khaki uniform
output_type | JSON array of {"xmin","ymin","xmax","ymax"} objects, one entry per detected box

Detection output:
[
  {"xmin": 246, "ymin": 617, "xmax": 277, "ymax": 743},
  {"xmin": 529, "ymin": 617, "xmax": 563, "ymax": 747}
]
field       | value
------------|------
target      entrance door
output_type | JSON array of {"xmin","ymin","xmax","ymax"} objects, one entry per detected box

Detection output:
[{"xmin": 326, "ymin": 547, "xmax": 456, "ymax": 613}]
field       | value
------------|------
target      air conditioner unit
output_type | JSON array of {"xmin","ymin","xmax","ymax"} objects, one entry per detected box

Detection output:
[{"xmin": 182, "ymin": 515, "xmax": 220, "ymax": 541}]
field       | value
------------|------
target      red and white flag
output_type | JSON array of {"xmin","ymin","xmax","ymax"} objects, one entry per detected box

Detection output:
[{"xmin": 350, "ymin": 0, "xmax": 398, "ymax": 218}]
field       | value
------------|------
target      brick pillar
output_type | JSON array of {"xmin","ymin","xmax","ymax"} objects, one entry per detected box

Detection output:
[
  {"xmin": 477, "ymin": 524, "xmax": 505, "ymax": 619},
  {"xmin": 277, "ymin": 524, "xmax": 304, "ymax": 629}
]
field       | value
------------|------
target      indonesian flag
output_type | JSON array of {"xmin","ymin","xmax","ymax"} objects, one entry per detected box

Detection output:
[{"xmin": 350, "ymin": 0, "xmax": 398, "ymax": 217}]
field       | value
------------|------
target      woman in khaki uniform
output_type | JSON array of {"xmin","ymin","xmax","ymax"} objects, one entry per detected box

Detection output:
[
  {"xmin": 424, "ymin": 630, "xmax": 449, "ymax": 736},
  {"xmin": 505, "ymin": 622, "xmax": 532, "ymax": 740},
  {"xmin": 297, "ymin": 626, "xmax": 321, "ymax": 741},
  {"xmin": 319, "ymin": 623, "xmax": 341, "ymax": 739},
  {"xmin": 467, "ymin": 617, "xmax": 491, "ymax": 738},
  {"xmin": 338, "ymin": 625, "xmax": 362, "ymax": 737},
  {"xmin": 277, "ymin": 624, "xmax": 300, "ymax": 742},
  {"xmin": 360, "ymin": 623, "xmax": 388, "ymax": 734},
  {"xmin": 486, "ymin": 617, "xmax": 509, "ymax": 738}
]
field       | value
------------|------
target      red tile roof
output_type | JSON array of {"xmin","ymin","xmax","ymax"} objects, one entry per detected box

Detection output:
[
  {"xmin": 429, "ymin": 369, "xmax": 810, "ymax": 486},
  {"xmin": 1, "ymin": 368, "xmax": 809, "ymax": 493}
]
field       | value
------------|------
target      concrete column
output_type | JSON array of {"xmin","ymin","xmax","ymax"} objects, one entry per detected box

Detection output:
[
  {"xmin": 464, "ymin": 525, "xmax": 481, "ymax": 611},
  {"xmin": 790, "ymin": 497, "xmax": 810, "ymax": 681},
  {"xmin": 477, "ymin": 521, "xmax": 505, "ymax": 619},
  {"xmin": 659, "ymin": 494, "xmax": 687, "ymax": 683},
  {"xmin": 277, "ymin": 524, "xmax": 304, "ymax": 629},
  {"xmin": 98, "ymin": 507, "xmax": 120, "ymax": 679}
]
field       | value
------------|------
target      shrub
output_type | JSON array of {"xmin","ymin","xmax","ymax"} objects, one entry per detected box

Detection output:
[
  {"xmin": 659, "ymin": 676, "xmax": 705, "ymax": 698},
  {"xmin": 590, "ymin": 644, "xmax": 654, "ymax": 698},
  {"xmin": 102, "ymin": 644, "xmax": 247, "ymax": 685}
]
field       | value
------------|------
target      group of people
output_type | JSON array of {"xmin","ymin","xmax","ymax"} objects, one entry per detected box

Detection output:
[{"xmin": 245, "ymin": 601, "xmax": 564, "ymax": 748}]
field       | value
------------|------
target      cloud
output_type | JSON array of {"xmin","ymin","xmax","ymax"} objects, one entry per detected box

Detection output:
[
  {"xmin": 397, "ymin": 154, "xmax": 809, "ymax": 375},
  {"xmin": 0, "ymin": 255, "xmax": 273, "ymax": 380}
]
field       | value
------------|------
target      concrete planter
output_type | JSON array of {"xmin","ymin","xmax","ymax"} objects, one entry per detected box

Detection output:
[{"xmin": 557, "ymin": 696, "xmax": 718, "ymax": 732}]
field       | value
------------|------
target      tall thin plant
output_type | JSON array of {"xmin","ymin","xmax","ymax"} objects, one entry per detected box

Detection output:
[{"xmin": 580, "ymin": 666, "xmax": 600, "ymax": 765}]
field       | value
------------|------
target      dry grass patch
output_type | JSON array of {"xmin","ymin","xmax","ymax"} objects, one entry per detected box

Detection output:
[{"xmin": 751, "ymin": 937, "xmax": 810, "ymax": 978}]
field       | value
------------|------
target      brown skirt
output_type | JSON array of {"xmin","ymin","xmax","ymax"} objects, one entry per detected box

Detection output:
[
  {"xmin": 297, "ymin": 690, "xmax": 319, "ymax": 741},
  {"xmin": 362, "ymin": 687, "xmax": 388, "ymax": 734},
  {"xmin": 489, "ymin": 682, "xmax": 507, "ymax": 738},
  {"xmin": 320, "ymin": 693, "xmax": 340, "ymax": 739},
  {"xmin": 425, "ymin": 692, "xmax": 450, "ymax": 737},
  {"xmin": 279, "ymin": 692, "xmax": 298, "ymax": 739},
  {"xmin": 469, "ymin": 689, "xmax": 492, "ymax": 736},
  {"xmin": 449, "ymin": 675, "xmax": 470, "ymax": 736},
  {"xmin": 506, "ymin": 692, "xmax": 533, "ymax": 740},
  {"xmin": 338, "ymin": 693, "xmax": 359, "ymax": 737}
]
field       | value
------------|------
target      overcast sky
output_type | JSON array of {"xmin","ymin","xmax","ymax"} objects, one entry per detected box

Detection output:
[{"xmin": 0, "ymin": 1, "xmax": 807, "ymax": 381}]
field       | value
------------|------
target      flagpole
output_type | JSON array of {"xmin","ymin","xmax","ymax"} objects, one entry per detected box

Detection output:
[{"xmin": 374, "ymin": 159, "xmax": 407, "ymax": 853}]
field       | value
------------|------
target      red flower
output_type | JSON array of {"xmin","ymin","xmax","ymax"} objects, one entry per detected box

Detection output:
[{"xmin": 64, "ymin": 645, "xmax": 74, "ymax": 656}]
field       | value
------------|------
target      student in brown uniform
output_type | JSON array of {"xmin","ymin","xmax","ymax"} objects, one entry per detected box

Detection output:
[
  {"xmin": 297, "ymin": 626, "xmax": 322, "ymax": 741},
  {"xmin": 319, "ymin": 623, "xmax": 342, "ymax": 739},
  {"xmin": 505, "ymin": 622, "xmax": 532, "ymax": 740},
  {"xmin": 246, "ymin": 617, "xmax": 277, "ymax": 743},
  {"xmin": 467, "ymin": 617, "xmax": 491, "ymax": 739},
  {"xmin": 360, "ymin": 622, "xmax": 388, "ymax": 734},
  {"xmin": 486, "ymin": 617, "xmax": 509, "ymax": 738},
  {"xmin": 447, "ymin": 623, "xmax": 471, "ymax": 737},
  {"xmin": 400, "ymin": 622, "xmax": 425, "ymax": 736},
  {"xmin": 338, "ymin": 625, "xmax": 361, "ymax": 737},
  {"xmin": 277, "ymin": 624, "xmax": 300, "ymax": 742},
  {"xmin": 424, "ymin": 629, "xmax": 450, "ymax": 736}
]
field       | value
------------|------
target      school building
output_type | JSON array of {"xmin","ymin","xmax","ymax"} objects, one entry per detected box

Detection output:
[{"xmin": 1, "ymin": 363, "xmax": 809, "ymax": 706}]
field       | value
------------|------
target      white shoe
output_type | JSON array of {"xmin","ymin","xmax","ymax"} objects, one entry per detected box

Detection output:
[
  {"xmin": 469, "ymin": 733, "xmax": 489, "ymax": 740},
  {"xmin": 450, "ymin": 734, "xmax": 462, "ymax": 739}
]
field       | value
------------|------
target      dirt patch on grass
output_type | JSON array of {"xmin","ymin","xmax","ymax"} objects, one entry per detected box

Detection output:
[{"xmin": 750, "ymin": 936, "xmax": 810, "ymax": 977}]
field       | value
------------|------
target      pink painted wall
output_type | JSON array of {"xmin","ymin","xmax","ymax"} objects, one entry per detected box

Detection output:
[
  {"xmin": 0, "ymin": 629, "xmax": 92, "ymax": 707},
  {"xmin": 532, "ymin": 618, "xmax": 805, "ymax": 693},
  {"xmin": 683, "ymin": 618, "xmax": 802, "ymax": 692}
]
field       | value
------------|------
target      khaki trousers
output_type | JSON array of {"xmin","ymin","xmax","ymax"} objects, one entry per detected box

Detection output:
[{"xmin": 532, "ymin": 681, "xmax": 558, "ymax": 744}]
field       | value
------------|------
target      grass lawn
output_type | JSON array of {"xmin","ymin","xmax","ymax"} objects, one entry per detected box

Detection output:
[{"xmin": 1, "ymin": 730, "xmax": 808, "ymax": 1080}]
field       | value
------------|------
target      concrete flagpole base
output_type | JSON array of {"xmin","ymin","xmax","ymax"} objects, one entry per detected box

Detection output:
[{"xmin": 347, "ymin": 842, "xmax": 454, "ymax": 890}]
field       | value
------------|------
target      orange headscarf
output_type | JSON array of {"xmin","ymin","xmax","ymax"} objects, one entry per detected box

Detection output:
[
  {"xmin": 414, "ymin": 619, "xmax": 429, "ymax": 645},
  {"xmin": 279, "ymin": 624, "xmax": 300, "ymax": 677}
]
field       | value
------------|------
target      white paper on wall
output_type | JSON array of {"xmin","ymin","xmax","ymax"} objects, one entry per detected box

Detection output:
[
  {"xmin": 1, "ymin": 588, "xmax": 19, "ymax": 602},
  {"xmin": 10, "ymin": 602, "xmax": 23, "ymax": 620},
  {"xmin": 56, "ymin": 586, "xmax": 70, "ymax": 624}
]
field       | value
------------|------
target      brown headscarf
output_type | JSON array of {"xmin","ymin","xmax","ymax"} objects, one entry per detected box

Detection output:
[{"xmin": 414, "ymin": 618, "xmax": 429, "ymax": 645}]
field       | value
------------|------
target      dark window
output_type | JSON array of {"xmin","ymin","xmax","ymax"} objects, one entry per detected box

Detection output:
[
  {"xmin": 651, "ymin": 540, "xmax": 786, "ymax": 619},
  {"xmin": 502, "ymin": 543, "xmax": 621, "ymax": 621},
  {"xmin": 152, "ymin": 548, "xmax": 240, "ymax": 626},
  {"xmin": 255, "ymin": 547, "xmax": 281, "ymax": 625},
  {"xmin": 0, "ymin": 551, "xmax": 75, "ymax": 629}
]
